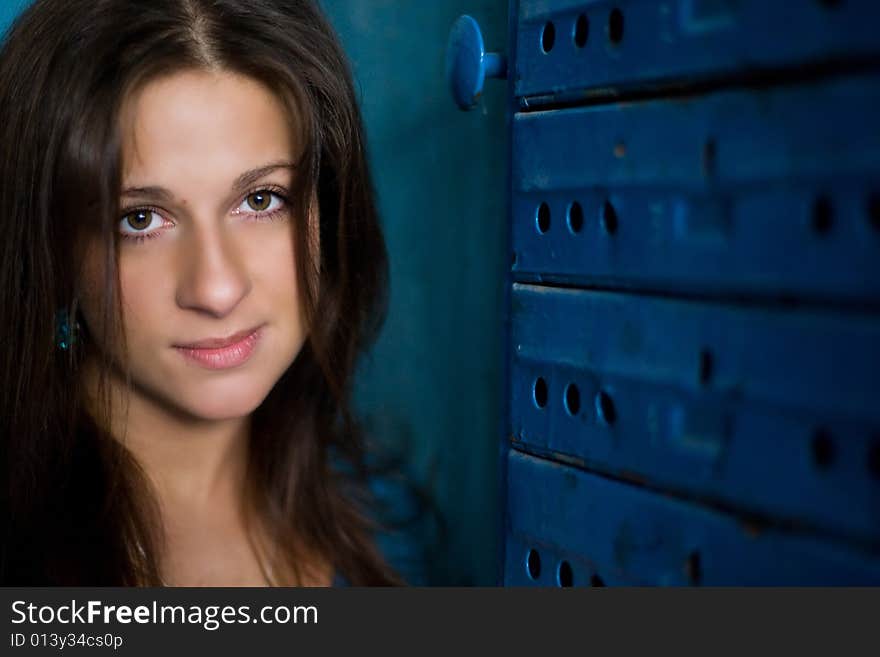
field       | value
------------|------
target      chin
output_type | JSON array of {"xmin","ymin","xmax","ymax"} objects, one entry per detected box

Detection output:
[
  {"xmin": 134, "ymin": 348, "xmax": 299, "ymax": 423},
  {"xmin": 180, "ymin": 384, "xmax": 274, "ymax": 422}
]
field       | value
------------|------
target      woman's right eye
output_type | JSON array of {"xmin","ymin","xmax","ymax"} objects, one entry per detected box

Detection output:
[{"xmin": 119, "ymin": 209, "xmax": 168, "ymax": 239}]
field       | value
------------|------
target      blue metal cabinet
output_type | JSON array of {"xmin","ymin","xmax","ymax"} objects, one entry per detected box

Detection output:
[
  {"xmin": 510, "ymin": 283, "xmax": 880, "ymax": 543},
  {"xmin": 512, "ymin": 74, "xmax": 880, "ymax": 301},
  {"xmin": 506, "ymin": 451, "xmax": 880, "ymax": 586},
  {"xmin": 514, "ymin": 0, "xmax": 880, "ymax": 105},
  {"xmin": 446, "ymin": 0, "xmax": 880, "ymax": 585}
]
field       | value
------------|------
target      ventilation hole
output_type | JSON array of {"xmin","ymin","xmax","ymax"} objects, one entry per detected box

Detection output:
[
  {"xmin": 818, "ymin": 0, "xmax": 842, "ymax": 7},
  {"xmin": 533, "ymin": 377, "xmax": 548, "ymax": 409},
  {"xmin": 536, "ymin": 202, "xmax": 551, "ymax": 234},
  {"xmin": 811, "ymin": 428, "xmax": 835, "ymax": 469},
  {"xmin": 541, "ymin": 21, "xmax": 556, "ymax": 53},
  {"xmin": 608, "ymin": 8, "xmax": 624, "ymax": 44},
  {"xmin": 511, "ymin": 251, "xmax": 518, "ymax": 266},
  {"xmin": 702, "ymin": 138, "xmax": 717, "ymax": 177},
  {"xmin": 564, "ymin": 383, "xmax": 581, "ymax": 416},
  {"xmin": 686, "ymin": 551, "xmax": 702, "ymax": 585},
  {"xmin": 812, "ymin": 196, "xmax": 833, "ymax": 236},
  {"xmin": 868, "ymin": 194, "xmax": 880, "ymax": 233},
  {"xmin": 868, "ymin": 439, "xmax": 880, "ymax": 480},
  {"xmin": 574, "ymin": 14, "xmax": 589, "ymax": 48},
  {"xmin": 595, "ymin": 390, "xmax": 617, "ymax": 426},
  {"xmin": 699, "ymin": 349, "xmax": 713, "ymax": 386},
  {"xmin": 601, "ymin": 200, "xmax": 618, "ymax": 235},
  {"xmin": 590, "ymin": 574, "xmax": 605, "ymax": 587},
  {"xmin": 557, "ymin": 561, "xmax": 574, "ymax": 587},
  {"xmin": 568, "ymin": 201, "xmax": 584, "ymax": 234},
  {"xmin": 526, "ymin": 549, "xmax": 541, "ymax": 580}
]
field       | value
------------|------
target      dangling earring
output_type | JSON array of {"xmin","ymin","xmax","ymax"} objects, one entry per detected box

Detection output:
[{"xmin": 55, "ymin": 307, "xmax": 80, "ymax": 351}]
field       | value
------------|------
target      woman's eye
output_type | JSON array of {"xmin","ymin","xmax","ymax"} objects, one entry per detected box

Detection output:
[
  {"xmin": 240, "ymin": 190, "xmax": 284, "ymax": 214},
  {"xmin": 119, "ymin": 209, "xmax": 165, "ymax": 235}
]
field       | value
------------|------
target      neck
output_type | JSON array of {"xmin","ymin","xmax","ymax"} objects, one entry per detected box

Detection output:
[
  {"xmin": 123, "ymin": 401, "xmax": 251, "ymax": 512},
  {"xmin": 84, "ymin": 360, "xmax": 252, "ymax": 514}
]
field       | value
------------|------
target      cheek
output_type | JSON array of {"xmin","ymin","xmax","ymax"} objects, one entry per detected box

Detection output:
[
  {"xmin": 115, "ymin": 262, "xmax": 170, "ymax": 344},
  {"xmin": 247, "ymin": 218, "xmax": 298, "ymax": 286},
  {"xmin": 78, "ymin": 247, "xmax": 169, "ymax": 353},
  {"xmin": 253, "ymin": 227, "xmax": 304, "ymax": 334}
]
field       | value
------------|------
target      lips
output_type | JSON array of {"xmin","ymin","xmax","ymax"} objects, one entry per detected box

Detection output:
[{"xmin": 173, "ymin": 325, "xmax": 264, "ymax": 370}]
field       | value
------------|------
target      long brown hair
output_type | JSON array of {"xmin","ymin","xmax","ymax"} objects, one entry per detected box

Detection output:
[{"xmin": 0, "ymin": 0, "xmax": 399, "ymax": 585}]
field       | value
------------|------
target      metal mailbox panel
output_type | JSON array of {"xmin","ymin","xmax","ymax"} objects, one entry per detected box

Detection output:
[
  {"xmin": 514, "ymin": 0, "xmax": 880, "ymax": 102},
  {"xmin": 511, "ymin": 74, "xmax": 880, "ymax": 302},
  {"xmin": 505, "ymin": 450, "xmax": 880, "ymax": 585},
  {"xmin": 509, "ymin": 283, "xmax": 880, "ymax": 543}
]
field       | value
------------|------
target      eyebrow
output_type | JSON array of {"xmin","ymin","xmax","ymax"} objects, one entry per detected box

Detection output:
[{"xmin": 120, "ymin": 160, "xmax": 298, "ymax": 200}]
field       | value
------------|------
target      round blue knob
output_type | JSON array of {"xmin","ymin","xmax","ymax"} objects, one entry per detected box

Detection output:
[{"xmin": 446, "ymin": 15, "xmax": 507, "ymax": 111}]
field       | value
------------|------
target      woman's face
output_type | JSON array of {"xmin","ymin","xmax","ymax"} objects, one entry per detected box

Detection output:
[{"xmin": 79, "ymin": 69, "xmax": 309, "ymax": 422}]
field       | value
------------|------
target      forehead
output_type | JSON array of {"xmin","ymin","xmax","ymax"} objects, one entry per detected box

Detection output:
[{"xmin": 119, "ymin": 69, "xmax": 295, "ymax": 186}]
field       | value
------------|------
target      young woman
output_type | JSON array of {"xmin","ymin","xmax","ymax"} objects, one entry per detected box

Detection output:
[{"xmin": 0, "ymin": 0, "xmax": 403, "ymax": 586}]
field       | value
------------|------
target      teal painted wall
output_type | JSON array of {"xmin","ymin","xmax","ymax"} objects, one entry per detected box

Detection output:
[
  {"xmin": 1, "ymin": 0, "xmax": 509, "ymax": 586},
  {"xmin": 0, "ymin": 1, "xmax": 30, "ymax": 35},
  {"xmin": 319, "ymin": 1, "xmax": 508, "ymax": 585}
]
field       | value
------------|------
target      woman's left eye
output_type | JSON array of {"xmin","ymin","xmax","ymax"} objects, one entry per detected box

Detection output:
[{"xmin": 237, "ymin": 190, "xmax": 285, "ymax": 215}]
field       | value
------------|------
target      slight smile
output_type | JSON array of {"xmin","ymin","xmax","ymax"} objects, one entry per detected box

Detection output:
[{"xmin": 173, "ymin": 325, "xmax": 264, "ymax": 370}]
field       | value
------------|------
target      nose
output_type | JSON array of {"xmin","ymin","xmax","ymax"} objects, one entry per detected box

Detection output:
[{"xmin": 175, "ymin": 223, "xmax": 251, "ymax": 318}]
